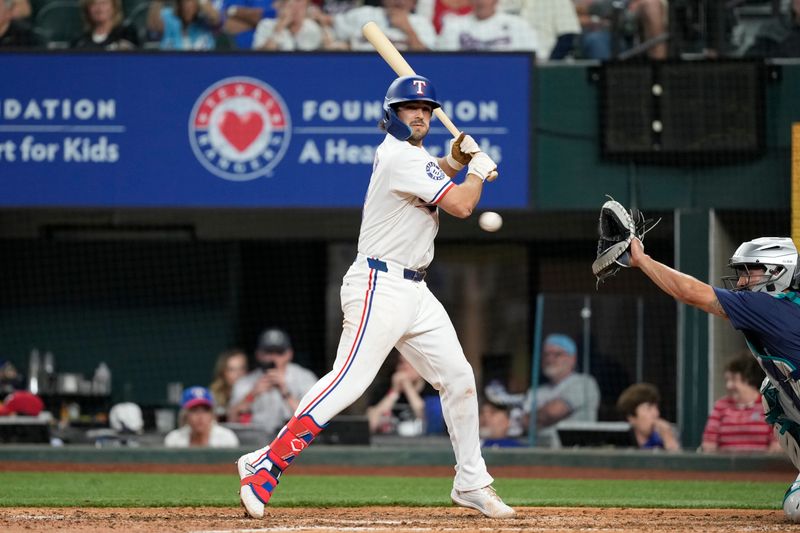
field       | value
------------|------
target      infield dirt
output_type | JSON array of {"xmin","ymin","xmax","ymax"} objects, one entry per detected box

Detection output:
[{"xmin": 2, "ymin": 506, "xmax": 800, "ymax": 533}]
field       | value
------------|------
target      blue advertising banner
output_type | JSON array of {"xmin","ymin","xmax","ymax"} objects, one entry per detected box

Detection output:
[{"xmin": 0, "ymin": 52, "xmax": 532, "ymax": 208}]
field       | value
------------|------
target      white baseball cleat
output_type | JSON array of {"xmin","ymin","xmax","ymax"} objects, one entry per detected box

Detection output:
[
  {"xmin": 239, "ymin": 487, "xmax": 264, "ymax": 519},
  {"xmin": 784, "ymin": 473, "xmax": 800, "ymax": 522},
  {"xmin": 451, "ymin": 485, "xmax": 516, "ymax": 518},
  {"xmin": 237, "ymin": 446, "xmax": 275, "ymax": 519}
]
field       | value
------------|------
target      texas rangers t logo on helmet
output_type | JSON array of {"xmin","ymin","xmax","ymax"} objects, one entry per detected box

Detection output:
[
  {"xmin": 412, "ymin": 79, "xmax": 427, "ymax": 95},
  {"xmin": 189, "ymin": 77, "xmax": 291, "ymax": 182}
]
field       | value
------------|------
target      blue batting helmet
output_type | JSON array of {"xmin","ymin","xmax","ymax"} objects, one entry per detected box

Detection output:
[{"xmin": 380, "ymin": 75, "xmax": 441, "ymax": 141}]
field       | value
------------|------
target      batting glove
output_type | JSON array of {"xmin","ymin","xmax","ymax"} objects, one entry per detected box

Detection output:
[
  {"xmin": 446, "ymin": 132, "xmax": 480, "ymax": 171},
  {"xmin": 467, "ymin": 152, "xmax": 498, "ymax": 182}
]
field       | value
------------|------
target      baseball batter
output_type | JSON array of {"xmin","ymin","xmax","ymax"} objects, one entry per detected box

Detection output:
[
  {"xmin": 237, "ymin": 75, "xmax": 515, "ymax": 519},
  {"xmin": 628, "ymin": 236, "xmax": 800, "ymax": 521}
]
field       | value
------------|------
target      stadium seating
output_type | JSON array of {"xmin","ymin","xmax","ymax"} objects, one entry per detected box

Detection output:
[
  {"xmin": 124, "ymin": 1, "xmax": 153, "ymax": 47},
  {"xmin": 729, "ymin": 0, "xmax": 785, "ymax": 55},
  {"xmin": 33, "ymin": 0, "xmax": 83, "ymax": 48},
  {"xmin": 122, "ymin": 0, "xmax": 149, "ymax": 17},
  {"xmin": 214, "ymin": 31, "xmax": 233, "ymax": 50}
]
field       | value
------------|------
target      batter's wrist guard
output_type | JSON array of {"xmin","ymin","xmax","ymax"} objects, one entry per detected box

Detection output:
[{"xmin": 446, "ymin": 153, "xmax": 465, "ymax": 172}]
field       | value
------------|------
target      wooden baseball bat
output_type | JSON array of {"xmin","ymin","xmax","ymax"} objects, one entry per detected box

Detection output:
[{"xmin": 361, "ymin": 21, "xmax": 460, "ymax": 138}]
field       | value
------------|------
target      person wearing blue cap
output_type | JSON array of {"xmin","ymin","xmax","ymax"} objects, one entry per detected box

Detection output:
[
  {"xmin": 164, "ymin": 386, "xmax": 240, "ymax": 448},
  {"xmin": 523, "ymin": 333, "xmax": 600, "ymax": 448}
]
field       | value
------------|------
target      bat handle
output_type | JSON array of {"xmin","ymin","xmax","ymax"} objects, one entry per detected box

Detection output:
[{"xmin": 433, "ymin": 108, "xmax": 460, "ymax": 138}]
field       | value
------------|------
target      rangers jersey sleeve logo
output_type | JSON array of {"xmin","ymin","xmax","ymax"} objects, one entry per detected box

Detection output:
[{"xmin": 426, "ymin": 161, "xmax": 445, "ymax": 181}]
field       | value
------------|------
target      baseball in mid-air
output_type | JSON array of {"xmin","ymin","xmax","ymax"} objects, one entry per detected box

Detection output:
[{"xmin": 478, "ymin": 211, "xmax": 503, "ymax": 232}]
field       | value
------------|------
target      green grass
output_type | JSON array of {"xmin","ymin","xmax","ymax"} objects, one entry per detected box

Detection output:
[{"xmin": 0, "ymin": 472, "xmax": 786, "ymax": 509}]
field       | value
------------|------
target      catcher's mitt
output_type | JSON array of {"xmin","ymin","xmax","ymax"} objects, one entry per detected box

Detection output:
[{"xmin": 592, "ymin": 197, "xmax": 660, "ymax": 285}]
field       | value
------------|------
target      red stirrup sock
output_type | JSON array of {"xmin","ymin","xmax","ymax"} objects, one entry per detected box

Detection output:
[
  {"xmin": 269, "ymin": 414, "xmax": 324, "ymax": 470},
  {"xmin": 240, "ymin": 415, "xmax": 324, "ymax": 505}
]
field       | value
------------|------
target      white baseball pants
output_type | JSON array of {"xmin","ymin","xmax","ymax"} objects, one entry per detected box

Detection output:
[{"xmin": 294, "ymin": 256, "xmax": 493, "ymax": 491}]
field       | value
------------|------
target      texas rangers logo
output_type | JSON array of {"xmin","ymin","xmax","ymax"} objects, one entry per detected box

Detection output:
[
  {"xmin": 189, "ymin": 77, "xmax": 291, "ymax": 181},
  {"xmin": 426, "ymin": 161, "xmax": 445, "ymax": 180}
]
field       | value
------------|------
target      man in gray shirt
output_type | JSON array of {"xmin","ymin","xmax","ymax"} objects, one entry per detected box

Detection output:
[
  {"xmin": 228, "ymin": 328, "xmax": 318, "ymax": 439},
  {"xmin": 524, "ymin": 333, "xmax": 600, "ymax": 447}
]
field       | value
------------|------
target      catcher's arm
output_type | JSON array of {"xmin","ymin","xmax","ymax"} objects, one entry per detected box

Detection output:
[{"xmin": 629, "ymin": 239, "xmax": 728, "ymax": 318}]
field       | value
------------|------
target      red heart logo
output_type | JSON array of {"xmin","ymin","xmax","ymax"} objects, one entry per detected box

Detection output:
[{"xmin": 219, "ymin": 111, "xmax": 264, "ymax": 152}]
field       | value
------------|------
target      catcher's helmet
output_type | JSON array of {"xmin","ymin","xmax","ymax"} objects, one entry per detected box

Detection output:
[
  {"xmin": 380, "ymin": 75, "xmax": 441, "ymax": 141},
  {"xmin": 722, "ymin": 237, "xmax": 800, "ymax": 294}
]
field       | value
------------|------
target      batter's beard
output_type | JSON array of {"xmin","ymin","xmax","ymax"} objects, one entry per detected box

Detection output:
[{"xmin": 408, "ymin": 124, "xmax": 428, "ymax": 145}]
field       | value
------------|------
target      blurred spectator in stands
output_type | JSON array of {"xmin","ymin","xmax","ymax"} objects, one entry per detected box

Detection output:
[
  {"xmin": 147, "ymin": 0, "xmax": 220, "ymax": 50},
  {"xmin": 0, "ymin": 0, "xmax": 36, "ymax": 47},
  {"xmin": 574, "ymin": 0, "xmax": 667, "ymax": 59},
  {"xmin": 71, "ymin": 0, "xmax": 139, "ymax": 49},
  {"xmin": 311, "ymin": 0, "xmax": 360, "ymax": 17},
  {"xmin": 437, "ymin": 0, "xmax": 538, "ymax": 51},
  {"xmin": 480, "ymin": 399, "xmax": 525, "ymax": 448},
  {"xmin": 523, "ymin": 333, "xmax": 600, "ymax": 448},
  {"xmin": 366, "ymin": 353, "xmax": 445, "ymax": 436},
  {"xmin": 228, "ymin": 327, "xmax": 317, "ymax": 437},
  {"xmin": 701, "ymin": 353, "xmax": 779, "ymax": 453},
  {"xmin": 10, "ymin": 0, "xmax": 30, "ymax": 20},
  {"xmin": 516, "ymin": 0, "xmax": 580, "ymax": 59},
  {"xmin": 327, "ymin": 0, "xmax": 437, "ymax": 50},
  {"xmin": 165, "ymin": 386, "xmax": 239, "ymax": 448},
  {"xmin": 253, "ymin": 0, "xmax": 323, "ymax": 49},
  {"xmin": 221, "ymin": 0, "xmax": 274, "ymax": 49},
  {"xmin": 616, "ymin": 382, "xmax": 679, "ymax": 451},
  {"xmin": 416, "ymin": 0, "xmax": 472, "ymax": 34},
  {"xmin": 0, "ymin": 359, "xmax": 25, "ymax": 395},
  {"xmin": 209, "ymin": 348, "xmax": 248, "ymax": 422},
  {"xmin": 301, "ymin": 0, "xmax": 354, "ymax": 49},
  {"xmin": 483, "ymin": 379, "xmax": 526, "ymax": 437},
  {"xmin": 0, "ymin": 390, "xmax": 44, "ymax": 417},
  {"xmin": 745, "ymin": 0, "xmax": 800, "ymax": 58}
]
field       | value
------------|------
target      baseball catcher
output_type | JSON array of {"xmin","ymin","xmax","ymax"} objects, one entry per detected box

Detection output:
[
  {"xmin": 598, "ymin": 193, "xmax": 800, "ymax": 521},
  {"xmin": 592, "ymin": 197, "xmax": 659, "ymax": 285}
]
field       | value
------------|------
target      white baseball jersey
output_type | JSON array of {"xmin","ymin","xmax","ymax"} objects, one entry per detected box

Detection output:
[
  {"xmin": 333, "ymin": 6, "xmax": 438, "ymax": 51},
  {"xmin": 252, "ymin": 18, "xmax": 324, "ymax": 50},
  {"xmin": 282, "ymin": 130, "xmax": 493, "ymax": 491},
  {"xmin": 164, "ymin": 423, "xmax": 240, "ymax": 448},
  {"xmin": 437, "ymin": 11, "xmax": 539, "ymax": 52},
  {"xmin": 358, "ymin": 134, "xmax": 455, "ymax": 271}
]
